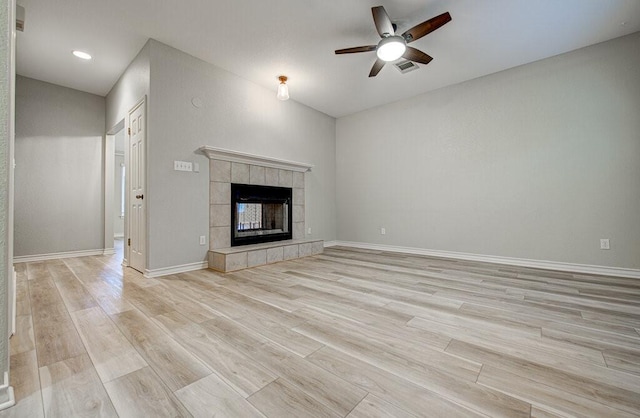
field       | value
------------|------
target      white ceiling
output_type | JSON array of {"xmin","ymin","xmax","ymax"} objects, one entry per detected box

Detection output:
[{"xmin": 15, "ymin": 0, "xmax": 640, "ymax": 118}]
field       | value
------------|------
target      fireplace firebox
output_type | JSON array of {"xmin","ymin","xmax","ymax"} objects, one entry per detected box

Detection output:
[{"xmin": 231, "ymin": 183, "xmax": 292, "ymax": 246}]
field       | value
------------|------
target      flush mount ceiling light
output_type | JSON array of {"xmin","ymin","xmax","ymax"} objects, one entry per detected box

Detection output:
[
  {"xmin": 72, "ymin": 50, "xmax": 92, "ymax": 60},
  {"xmin": 376, "ymin": 35, "xmax": 406, "ymax": 62},
  {"xmin": 277, "ymin": 75, "xmax": 289, "ymax": 101}
]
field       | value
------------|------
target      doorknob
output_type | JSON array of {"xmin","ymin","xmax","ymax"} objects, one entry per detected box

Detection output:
[{"xmin": 135, "ymin": 194, "xmax": 144, "ymax": 200}]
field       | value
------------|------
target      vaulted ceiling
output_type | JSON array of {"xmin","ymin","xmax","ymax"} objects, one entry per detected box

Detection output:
[{"xmin": 15, "ymin": 0, "xmax": 640, "ymax": 118}]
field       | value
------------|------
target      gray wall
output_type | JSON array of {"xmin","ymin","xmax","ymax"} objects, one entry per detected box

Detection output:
[
  {"xmin": 106, "ymin": 41, "xmax": 150, "ymax": 132},
  {"xmin": 146, "ymin": 40, "xmax": 336, "ymax": 270},
  {"xmin": 336, "ymin": 32, "xmax": 640, "ymax": 269},
  {"xmin": 14, "ymin": 76, "xmax": 106, "ymax": 256}
]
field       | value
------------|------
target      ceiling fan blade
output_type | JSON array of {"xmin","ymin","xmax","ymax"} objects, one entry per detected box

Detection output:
[
  {"xmin": 372, "ymin": 6, "xmax": 394, "ymax": 37},
  {"xmin": 403, "ymin": 46, "xmax": 433, "ymax": 65},
  {"xmin": 401, "ymin": 12, "xmax": 451, "ymax": 43},
  {"xmin": 335, "ymin": 45, "xmax": 377, "ymax": 55},
  {"xmin": 369, "ymin": 59, "xmax": 385, "ymax": 77}
]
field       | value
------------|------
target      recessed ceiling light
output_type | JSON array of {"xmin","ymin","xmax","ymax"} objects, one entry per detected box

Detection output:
[{"xmin": 72, "ymin": 50, "xmax": 92, "ymax": 60}]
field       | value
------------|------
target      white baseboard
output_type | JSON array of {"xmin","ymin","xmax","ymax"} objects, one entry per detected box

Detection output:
[
  {"xmin": 331, "ymin": 241, "xmax": 640, "ymax": 279},
  {"xmin": 323, "ymin": 241, "xmax": 339, "ymax": 247},
  {"xmin": 144, "ymin": 261, "xmax": 209, "ymax": 279},
  {"xmin": 103, "ymin": 248, "xmax": 115, "ymax": 256},
  {"xmin": 0, "ymin": 372, "xmax": 15, "ymax": 411},
  {"xmin": 114, "ymin": 233, "xmax": 124, "ymax": 239},
  {"xmin": 13, "ymin": 249, "xmax": 106, "ymax": 263}
]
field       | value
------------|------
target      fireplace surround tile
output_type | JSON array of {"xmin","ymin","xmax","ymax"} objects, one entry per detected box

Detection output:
[
  {"xmin": 266, "ymin": 247, "xmax": 284, "ymax": 264},
  {"xmin": 283, "ymin": 245, "xmax": 299, "ymax": 260},
  {"xmin": 210, "ymin": 182, "xmax": 231, "ymax": 205},
  {"xmin": 249, "ymin": 165, "xmax": 265, "ymax": 185},
  {"xmin": 278, "ymin": 169, "xmax": 293, "ymax": 188},
  {"xmin": 293, "ymin": 172, "xmax": 304, "ymax": 189},
  {"xmin": 265, "ymin": 168, "xmax": 279, "ymax": 187},
  {"xmin": 211, "ymin": 160, "xmax": 231, "ymax": 182},
  {"xmin": 226, "ymin": 252, "xmax": 248, "ymax": 271},
  {"xmin": 210, "ymin": 226, "xmax": 230, "ymax": 249},
  {"xmin": 248, "ymin": 250, "xmax": 267, "ymax": 267},
  {"xmin": 209, "ymin": 252, "xmax": 225, "ymax": 272},
  {"xmin": 311, "ymin": 241, "xmax": 324, "ymax": 255},
  {"xmin": 293, "ymin": 188, "xmax": 304, "ymax": 207},
  {"xmin": 210, "ymin": 204, "xmax": 230, "ymax": 227},
  {"xmin": 231, "ymin": 162, "xmax": 250, "ymax": 184},
  {"xmin": 293, "ymin": 222, "xmax": 305, "ymax": 240},
  {"xmin": 293, "ymin": 205, "xmax": 305, "ymax": 223},
  {"xmin": 299, "ymin": 242, "xmax": 313, "ymax": 257}
]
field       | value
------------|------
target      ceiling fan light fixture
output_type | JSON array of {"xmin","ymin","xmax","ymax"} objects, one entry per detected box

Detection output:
[
  {"xmin": 277, "ymin": 75, "xmax": 289, "ymax": 101},
  {"xmin": 376, "ymin": 36, "xmax": 406, "ymax": 62}
]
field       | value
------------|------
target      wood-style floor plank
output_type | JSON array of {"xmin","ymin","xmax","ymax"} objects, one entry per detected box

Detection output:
[
  {"xmin": 603, "ymin": 349, "xmax": 640, "ymax": 376},
  {"xmin": 70, "ymin": 307, "xmax": 147, "ymax": 383},
  {"xmin": 307, "ymin": 346, "xmax": 486, "ymax": 418},
  {"xmin": 103, "ymin": 366, "xmax": 191, "ymax": 418},
  {"xmin": 297, "ymin": 321, "xmax": 529, "ymax": 417},
  {"xmin": 346, "ymin": 394, "xmax": 418, "ymax": 418},
  {"xmin": 51, "ymin": 272, "xmax": 97, "ymax": 312},
  {"xmin": 109, "ymin": 308, "xmax": 211, "ymax": 392},
  {"xmin": 175, "ymin": 373, "xmax": 266, "ymax": 418},
  {"xmin": 446, "ymin": 339, "xmax": 640, "ymax": 415},
  {"xmin": 7, "ymin": 246, "xmax": 640, "ymax": 417},
  {"xmin": 30, "ymin": 301, "xmax": 86, "ymax": 367},
  {"xmin": 39, "ymin": 354, "xmax": 118, "ymax": 417},
  {"xmin": 171, "ymin": 320, "xmax": 278, "ymax": 397},
  {"xmin": 478, "ymin": 364, "xmax": 638, "ymax": 418},
  {"xmin": 247, "ymin": 378, "xmax": 341, "ymax": 418},
  {"xmin": 0, "ymin": 350, "xmax": 43, "ymax": 418}
]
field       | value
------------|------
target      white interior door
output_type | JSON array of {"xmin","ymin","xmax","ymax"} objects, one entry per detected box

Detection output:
[{"xmin": 128, "ymin": 99, "xmax": 146, "ymax": 273}]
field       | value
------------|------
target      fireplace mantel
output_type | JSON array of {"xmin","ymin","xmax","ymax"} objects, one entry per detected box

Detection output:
[{"xmin": 198, "ymin": 146, "xmax": 313, "ymax": 173}]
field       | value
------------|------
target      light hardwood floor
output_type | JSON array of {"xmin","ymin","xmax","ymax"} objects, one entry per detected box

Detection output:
[{"xmin": 4, "ymin": 242, "xmax": 640, "ymax": 417}]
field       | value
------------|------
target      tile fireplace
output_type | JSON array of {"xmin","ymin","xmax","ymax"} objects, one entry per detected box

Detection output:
[{"xmin": 199, "ymin": 146, "xmax": 323, "ymax": 272}]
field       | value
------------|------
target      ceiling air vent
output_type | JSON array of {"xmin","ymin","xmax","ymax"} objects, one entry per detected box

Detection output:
[{"xmin": 394, "ymin": 60, "xmax": 419, "ymax": 74}]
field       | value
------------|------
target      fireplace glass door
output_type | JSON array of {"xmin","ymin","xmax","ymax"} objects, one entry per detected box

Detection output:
[{"xmin": 231, "ymin": 184, "xmax": 292, "ymax": 246}]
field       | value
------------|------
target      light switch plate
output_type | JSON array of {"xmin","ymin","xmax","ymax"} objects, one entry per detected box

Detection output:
[{"xmin": 174, "ymin": 161, "xmax": 193, "ymax": 172}]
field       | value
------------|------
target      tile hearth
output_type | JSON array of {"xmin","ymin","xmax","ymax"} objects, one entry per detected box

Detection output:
[{"xmin": 209, "ymin": 239, "xmax": 324, "ymax": 272}]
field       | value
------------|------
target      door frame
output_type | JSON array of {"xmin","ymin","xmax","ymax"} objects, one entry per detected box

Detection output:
[
  {"xmin": 2, "ymin": 0, "xmax": 17, "ymax": 410},
  {"xmin": 104, "ymin": 119, "xmax": 125, "ymax": 259}
]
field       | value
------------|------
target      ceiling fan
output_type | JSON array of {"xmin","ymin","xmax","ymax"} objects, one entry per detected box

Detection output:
[{"xmin": 335, "ymin": 6, "xmax": 452, "ymax": 77}]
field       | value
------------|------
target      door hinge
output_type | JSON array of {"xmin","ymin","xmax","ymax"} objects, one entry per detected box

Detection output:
[
  {"xmin": 128, "ymin": 127, "xmax": 131, "ymax": 136},
  {"xmin": 127, "ymin": 238, "xmax": 131, "ymax": 246}
]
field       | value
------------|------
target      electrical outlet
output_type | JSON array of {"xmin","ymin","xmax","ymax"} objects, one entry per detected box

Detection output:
[
  {"xmin": 600, "ymin": 238, "xmax": 610, "ymax": 250},
  {"xmin": 381, "ymin": 227, "xmax": 386, "ymax": 235},
  {"xmin": 307, "ymin": 227, "xmax": 312, "ymax": 235},
  {"xmin": 174, "ymin": 160, "xmax": 193, "ymax": 172},
  {"xmin": 199, "ymin": 235, "xmax": 206, "ymax": 245}
]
